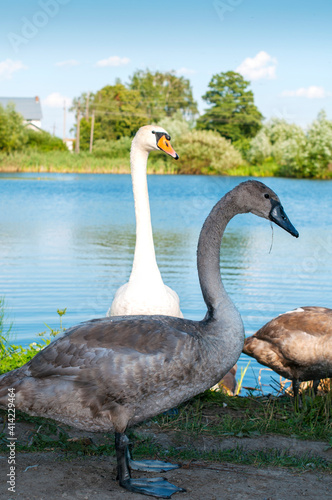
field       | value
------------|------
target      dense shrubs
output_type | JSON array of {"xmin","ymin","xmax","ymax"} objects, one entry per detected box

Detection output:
[
  {"xmin": 246, "ymin": 112, "xmax": 332, "ymax": 178},
  {"xmin": 91, "ymin": 124, "xmax": 244, "ymax": 175},
  {"xmin": 0, "ymin": 104, "xmax": 68, "ymax": 153},
  {"xmin": 304, "ymin": 111, "xmax": 332, "ymax": 177},
  {"xmin": 26, "ymin": 129, "xmax": 68, "ymax": 151},
  {"xmin": 175, "ymin": 130, "xmax": 243, "ymax": 174},
  {"xmin": 93, "ymin": 136, "xmax": 131, "ymax": 158}
]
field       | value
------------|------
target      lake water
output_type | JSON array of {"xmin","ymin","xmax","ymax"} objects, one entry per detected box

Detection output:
[{"xmin": 1, "ymin": 173, "xmax": 332, "ymax": 394}]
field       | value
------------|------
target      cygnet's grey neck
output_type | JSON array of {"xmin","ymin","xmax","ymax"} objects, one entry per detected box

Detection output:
[
  {"xmin": 129, "ymin": 143, "xmax": 162, "ymax": 282},
  {"xmin": 197, "ymin": 188, "xmax": 244, "ymax": 322}
]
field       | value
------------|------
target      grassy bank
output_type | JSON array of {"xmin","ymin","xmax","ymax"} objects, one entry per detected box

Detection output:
[
  {"xmin": 0, "ymin": 150, "xmax": 282, "ymax": 177},
  {"xmin": 1, "ymin": 307, "xmax": 331, "ymax": 473},
  {"xmin": 0, "ymin": 391, "xmax": 331, "ymax": 472}
]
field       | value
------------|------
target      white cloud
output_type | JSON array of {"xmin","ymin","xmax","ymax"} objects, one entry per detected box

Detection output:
[
  {"xmin": 281, "ymin": 86, "xmax": 330, "ymax": 99},
  {"xmin": 176, "ymin": 67, "xmax": 196, "ymax": 76},
  {"xmin": 0, "ymin": 59, "xmax": 27, "ymax": 81},
  {"xmin": 55, "ymin": 59, "xmax": 80, "ymax": 67},
  {"xmin": 43, "ymin": 92, "xmax": 72, "ymax": 108},
  {"xmin": 96, "ymin": 56, "xmax": 130, "ymax": 67},
  {"xmin": 236, "ymin": 51, "xmax": 277, "ymax": 80}
]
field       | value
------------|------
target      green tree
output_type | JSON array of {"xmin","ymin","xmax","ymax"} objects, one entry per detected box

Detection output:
[
  {"xmin": 129, "ymin": 69, "xmax": 198, "ymax": 121},
  {"xmin": 70, "ymin": 92, "xmax": 95, "ymax": 120},
  {"xmin": 92, "ymin": 82, "xmax": 148, "ymax": 141},
  {"xmin": 0, "ymin": 104, "xmax": 27, "ymax": 152},
  {"xmin": 77, "ymin": 117, "xmax": 102, "ymax": 151},
  {"xmin": 72, "ymin": 70, "xmax": 198, "ymax": 147},
  {"xmin": 197, "ymin": 71, "xmax": 263, "ymax": 142},
  {"xmin": 72, "ymin": 84, "xmax": 148, "ymax": 148}
]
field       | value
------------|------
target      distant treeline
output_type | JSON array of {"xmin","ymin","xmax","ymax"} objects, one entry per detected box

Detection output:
[{"xmin": 0, "ymin": 69, "xmax": 331, "ymax": 178}]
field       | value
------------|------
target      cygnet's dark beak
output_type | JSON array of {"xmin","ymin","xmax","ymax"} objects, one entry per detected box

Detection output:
[{"xmin": 269, "ymin": 201, "xmax": 299, "ymax": 238}]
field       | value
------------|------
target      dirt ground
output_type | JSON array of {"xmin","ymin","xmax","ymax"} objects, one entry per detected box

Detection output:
[{"xmin": 0, "ymin": 418, "xmax": 331, "ymax": 500}]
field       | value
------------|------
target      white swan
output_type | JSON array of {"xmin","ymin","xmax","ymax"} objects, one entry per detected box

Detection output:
[
  {"xmin": 107, "ymin": 125, "xmax": 182, "ymax": 318},
  {"xmin": 0, "ymin": 181, "xmax": 298, "ymax": 498}
]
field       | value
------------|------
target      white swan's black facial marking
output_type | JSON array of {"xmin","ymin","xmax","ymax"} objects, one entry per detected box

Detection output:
[
  {"xmin": 152, "ymin": 130, "xmax": 171, "ymax": 142},
  {"xmin": 152, "ymin": 130, "xmax": 179, "ymax": 159}
]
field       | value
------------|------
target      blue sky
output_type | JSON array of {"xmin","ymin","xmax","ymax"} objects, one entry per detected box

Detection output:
[{"xmin": 1, "ymin": 0, "xmax": 331, "ymax": 137}]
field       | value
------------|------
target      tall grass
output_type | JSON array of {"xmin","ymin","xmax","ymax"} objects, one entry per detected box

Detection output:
[
  {"xmin": 1, "ymin": 142, "xmax": 329, "ymax": 178},
  {"xmin": 156, "ymin": 389, "xmax": 332, "ymax": 442},
  {"xmin": 0, "ymin": 150, "xmax": 182, "ymax": 174},
  {"xmin": 0, "ymin": 150, "xmax": 130, "ymax": 173}
]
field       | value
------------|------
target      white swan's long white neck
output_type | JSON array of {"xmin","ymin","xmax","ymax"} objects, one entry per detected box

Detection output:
[{"xmin": 129, "ymin": 141, "xmax": 163, "ymax": 284}]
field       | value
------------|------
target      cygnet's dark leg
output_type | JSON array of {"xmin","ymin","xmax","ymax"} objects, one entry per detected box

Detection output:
[
  {"xmin": 115, "ymin": 432, "xmax": 185, "ymax": 498},
  {"xmin": 292, "ymin": 379, "xmax": 302, "ymax": 410},
  {"xmin": 292, "ymin": 379, "xmax": 300, "ymax": 399},
  {"xmin": 312, "ymin": 379, "xmax": 320, "ymax": 396}
]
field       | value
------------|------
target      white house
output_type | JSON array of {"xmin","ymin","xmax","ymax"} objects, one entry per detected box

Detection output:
[{"xmin": 0, "ymin": 96, "xmax": 43, "ymax": 131}]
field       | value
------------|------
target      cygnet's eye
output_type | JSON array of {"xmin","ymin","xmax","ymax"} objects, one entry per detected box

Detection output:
[
  {"xmin": 264, "ymin": 193, "xmax": 270, "ymax": 199},
  {"xmin": 152, "ymin": 131, "xmax": 155, "ymax": 134}
]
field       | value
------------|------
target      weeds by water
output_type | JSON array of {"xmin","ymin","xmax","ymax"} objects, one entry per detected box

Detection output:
[{"xmin": 0, "ymin": 306, "xmax": 64, "ymax": 375}]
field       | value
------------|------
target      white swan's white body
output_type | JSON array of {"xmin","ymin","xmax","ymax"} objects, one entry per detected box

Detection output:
[{"xmin": 107, "ymin": 125, "xmax": 182, "ymax": 318}]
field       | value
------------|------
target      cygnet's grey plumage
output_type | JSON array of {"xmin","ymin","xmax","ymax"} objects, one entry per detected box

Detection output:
[
  {"xmin": 0, "ymin": 180, "xmax": 298, "ymax": 497},
  {"xmin": 243, "ymin": 306, "xmax": 332, "ymax": 397}
]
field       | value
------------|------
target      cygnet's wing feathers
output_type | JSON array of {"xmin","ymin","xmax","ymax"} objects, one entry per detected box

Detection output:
[
  {"xmin": 9, "ymin": 316, "xmax": 204, "ymax": 426},
  {"xmin": 26, "ymin": 316, "xmax": 200, "ymax": 380},
  {"xmin": 255, "ymin": 307, "xmax": 332, "ymax": 342}
]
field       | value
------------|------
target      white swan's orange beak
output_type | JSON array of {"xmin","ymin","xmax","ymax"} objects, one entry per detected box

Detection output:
[{"xmin": 157, "ymin": 135, "xmax": 179, "ymax": 159}]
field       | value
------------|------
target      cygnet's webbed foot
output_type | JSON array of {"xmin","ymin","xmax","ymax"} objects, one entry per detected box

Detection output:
[
  {"xmin": 120, "ymin": 477, "xmax": 186, "ymax": 498},
  {"xmin": 127, "ymin": 448, "xmax": 181, "ymax": 472},
  {"xmin": 115, "ymin": 432, "xmax": 185, "ymax": 498}
]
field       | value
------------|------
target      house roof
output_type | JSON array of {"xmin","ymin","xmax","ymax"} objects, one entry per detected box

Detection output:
[{"xmin": 0, "ymin": 97, "xmax": 42, "ymax": 121}]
